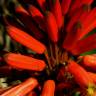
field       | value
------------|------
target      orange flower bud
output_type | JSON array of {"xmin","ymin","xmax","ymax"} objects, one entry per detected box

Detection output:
[
  {"xmin": 67, "ymin": 60, "xmax": 93, "ymax": 88},
  {"xmin": 15, "ymin": 5, "xmax": 44, "ymax": 40},
  {"xmin": 28, "ymin": 5, "xmax": 46, "ymax": 31},
  {"xmin": 51, "ymin": 0, "xmax": 63, "ymax": 29},
  {"xmin": 70, "ymin": 34, "xmax": 96, "ymax": 55},
  {"xmin": 6, "ymin": 25, "xmax": 46, "ymax": 54},
  {"xmin": 4, "ymin": 53, "xmax": 46, "ymax": 71},
  {"xmin": 69, "ymin": 0, "xmax": 93, "ymax": 16},
  {"xmin": 88, "ymin": 72, "xmax": 96, "ymax": 84},
  {"xmin": 1, "ymin": 78, "xmax": 38, "ymax": 96},
  {"xmin": 83, "ymin": 55, "xmax": 96, "ymax": 70},
  {"xmin": 41, "ymin": 80, "xmax": 55, "ymax": 96},
  {"xmin": 45, "ymin": 11, "xmax": 58, "ymax": 42},
  {"xmin": 66, "ymin": 6, "xmax": 89, "ymax": 33},
  {"xmin": 15, "ymin": 5, "xmax": 29, "ymax": 15}
]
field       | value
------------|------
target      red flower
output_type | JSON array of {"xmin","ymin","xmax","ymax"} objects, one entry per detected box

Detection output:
[{"xmin": 1, "ymin": 0, "xmax": 96, "ymax": 95}]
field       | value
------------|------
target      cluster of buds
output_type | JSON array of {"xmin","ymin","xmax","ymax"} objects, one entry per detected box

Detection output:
[{"xmin": 0, "ymin": 0, "xmax": 96, "ymax": 95}]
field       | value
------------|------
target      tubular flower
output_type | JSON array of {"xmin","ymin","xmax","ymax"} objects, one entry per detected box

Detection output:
[
  {"xmin": 50, "ymin": 0, "xmax": 63, "ymax": 29},
  {"xmin": 45, "ymin": 11, "xmax": 58, "ymax": 42},
  {"xmin": 28, "ymin": 5, "xmax": 46, "ymax": 31},
  {"xmin": 1, "ymin": 78, "xmax": 38, "ymax": 96},
  {"xmin": 4, "ymin": 53, "xmax": 46, "ymax": 71},
  {"xmin": 0, "ymin": 0, "xmax": 96, "ymax": 96},
  {"xmin": 6, "ymin": 25, "xmax": 46, "ymax": 54},
  {"xmin": 67, "ymin": 60, "xmax": 93, "ymax": 88},
  {"xmin": 82, "ymin": 55, "xmax": 96, "ymax": 70},
  {"xmin": 41, "ymin": 80, "xmax": 55, "ymax": 96}
]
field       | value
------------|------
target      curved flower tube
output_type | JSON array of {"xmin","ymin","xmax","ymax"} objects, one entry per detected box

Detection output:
[
  {"xmin": 4, "ymin": 53, "xmax": 46, "ymax": 71},
  {"xmin": 1, "ymin": 78, "xmax": 38, "ymax": 96}
]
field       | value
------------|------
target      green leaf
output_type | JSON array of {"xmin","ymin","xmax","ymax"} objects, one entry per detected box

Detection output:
[{"xmin": 80, "ymin": 49, "xmax": 96, "ymax": 56}]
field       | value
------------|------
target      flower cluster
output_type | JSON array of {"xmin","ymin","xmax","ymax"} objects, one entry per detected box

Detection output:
[{"xmin": 0, "ymin": 0, "xmax": 96, "ymax": 95}]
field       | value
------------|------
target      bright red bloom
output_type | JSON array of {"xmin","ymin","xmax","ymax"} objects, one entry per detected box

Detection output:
[{"xmin": 1, "ymin": 0, "xmax": 96, "ymax": 95}]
